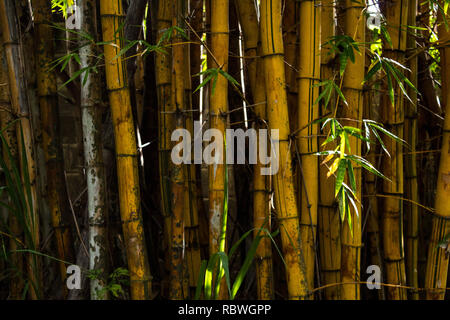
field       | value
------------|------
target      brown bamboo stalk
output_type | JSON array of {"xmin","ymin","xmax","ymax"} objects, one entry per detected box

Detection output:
[
  {"xmin": 155, "ymin": 0, "xmax": 174, "ymax": 296},
  {"xmin": 0, "ymin": 0, "xmax": 42, "ymax": 299},
  {"xmin": 283, "ymin": 0, "xmax": 299, "ymax": 131},
  {"xmin": 363, "ymin": 61, "xmax": 385, "ymax": 300},
  {"xmin": 0, "ymin": 27, "xmax": 24, "ymax": 299},
  {"xmin": 169, "ymin": 0, "xmax": 191, "ymax": 299},
  {"xmin": 34, "ymin": 0, "xmax": 75, "ymax": 297}
]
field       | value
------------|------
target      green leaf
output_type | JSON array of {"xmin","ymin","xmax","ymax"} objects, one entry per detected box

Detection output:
[
  {"xmin": 218, "ymin": 69, "xmax": 240, "ymax": 87},
  {"xmin": 338, "ymin": 188, "xmax": 345, "ymax": 222},
  {"xmin": 386, "ymin": 71, "xmax": 394, "ymax": 106},
  {"xmin": 364, "ymin": 60, "xmax": 381, "ymax": 84},
  {"xmin": 347, "ymin": 154, "xmax": 388, "ymax": 181},
  {"xmin": 335, "ymin": 159, "xmax": 347, "ymax": 197},
  {"xmin": 367, "ymin": 121, "xmax": 405, "ymax": 144},
  {"xmin": 339, "ymin": 50, "xmax": 348, "ymax": 76},
  {"xmin": 380, "ymin": 24, "xmax": 392, "ymax": 47},
  {"xmin": 230, "ymin": 232, "xmax": 263, "ymax": 299},
  {"xmin": 333, "ymin": 82, "xmax": 348, "ymax": 106},
  {"xmin": 194, "ymin": 260, "xmax": 208, "ymax": 299},
  {"xmin": 347, "ymin": 161, "xmax": 356, "ymax": 192}
]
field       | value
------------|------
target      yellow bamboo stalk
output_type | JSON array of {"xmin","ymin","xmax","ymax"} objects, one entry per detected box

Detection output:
[
  {"xmin": 297, "ymin": 0, "xmax": 321, "ymax": 296},
  {"xmin": 424, "ymin": 3, "xmax": 450, "ymax": 300},
  {"xmin": 34, "ymin": 0, "xmax": 75, "ymax": 297},
  {"xmin": 209, "ymin": 0, "xmax": 229, "ymax": 258},
  {"xmin": 0, "ymin": 0, "xmax": 42, "ymax": 299},
  {"xmin": 235, "ymin": 0, "xmax": 274, "ymax": 299},
  {"xmin": 318, "ymin": 0, "xmax": 341, "ymax": 300},
  {"xmin": 254, "ymin": 42, "xmax": 274, "ymax": 300},
  {"xmin": 99, "ymin": 0, "xmax": 152, "ymax": 300},
  {"xmin": 404, "ymin": 0, "xmax": 419, "ymax": 300},
  {"xmin": 380, "ymin": 0, "xmax": 408, "ymax": 300},
  {"xmin": 260, "ymin": 0, "xmax": 308, "ymax": 299},
  {"xmin": 339, "ymin": 0, "xmax": 365, "ymax": 300},
  {"xmin": 234, "ymin": 0, "xmax": 258, "ymax": 100},
  {"xmin": 208, "ymin": 0, "xmax": 230, "ymax": 299},
  {"xmin": 169, "ymin": 0, "xmax": 190, "ymax": 299}
]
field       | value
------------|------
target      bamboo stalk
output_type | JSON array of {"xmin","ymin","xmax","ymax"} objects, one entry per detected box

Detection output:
[
  {"xmin": 260, "ymin": 0, "xmax": 309, "ymax": 299},
  {"xmin": 99, "ymin": 0, "xmax": 152, "ymax": 300},
  {"xmin": 253, "ymin": 47, "xmax": 275, "ymax": 300},
  {"xmin": 0, "ymin": 27, "xmax": 24, "ymax": 299},
  {"xmin": 404, "ymin": 0, "xmax": 419, "ymax": 301},
  {"xmin": 184, "ymin": 0, "xmax": 202, "ymax": 295},
  {"xmin": 191, "ymin": 0, "xmax": 210, "ymax": 261},
  {"xmin": 190, "ymin": 0, "xmax": 203, "ymax": 112},
  {"xmin": 169, "ymin": 0, "xmax": 189, "ymax": 299},
  {"xmin": 380, "ymin": 0, "xmax": 408, "ymax": 300},
  {"xmin": 318, "ymin": 0, "xmax": 341, "ymax": 300},
  {"xmin": 235, "ymin": 0, "xmax": 275, "ymax": 299},
  {"xmin": 234, "ymin": 0, "xmax": 258, "ymax": 101},
  {"xmin": 297, "ymin": 0, "xmax": 321, "ymax": 296},
  {"xmin": 0, "ymin": 0, "xmax": 42, "ymax": 299},
  {"xmin": 283, "ymin": 0, "xmax": 299, "ymax": 131},
  {"xmin": 363, "ymin": 60, "xmax": 385, "ymax": 300},
  {"xmin": 424, "ymin": 2, "xmax": 450, "ymax": 300},
  {"xmin": 79, "ymin": 0, "xmax": 109, "ymax": 299},
  {"xmin": 155, "ymin": 0, "xmax": 174, "ymax": 296},
  {"xmin": 34, "ymin": 0, "xmax": 75, "ymax": 297},
  {"xmin": 209, "ymin": 0, "xmax": 229, "ymax": 259},
  {"xmin": 135, "ymin": 44, "xmax": 145, "ymax": 128},
  {"xmin": 339, "ymin": 0, "xmax": 365, "ymax": 300}
]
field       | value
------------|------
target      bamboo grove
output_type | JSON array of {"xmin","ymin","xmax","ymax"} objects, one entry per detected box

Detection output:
[{"xmin": 0, "ymin": 0, "xmax": 449, "ymax": 300}]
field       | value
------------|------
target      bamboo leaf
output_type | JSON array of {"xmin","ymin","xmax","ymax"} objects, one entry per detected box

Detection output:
[
  {"xmin": 194, "ymin": 260, "xmax": 208, "ymax": 299},
  {"xmin": 333, "ymin": 82, "xmax": 348, "ymax": 106},
  {"xmin": 335, "ymin": 159, "xmax": 347, "ymax": 196},
  {"xmin": 372, "ymin": 127, "xmax": 389, "ymax": 156},
  {"xmin": 364, "ymin": 60, "xmax": 381, "ymax": 84},
  {"xmin": 218, "ymin": 69, "xmax": 240, "ymax": 87},
  {"xmin": 347, "ymin": 161, "xmax": 357, "ymax": 192},
  {"xmin": 230, "ymin": 232, "xmax": 264, "ymax": 299},
  {"xmin": 367, "ymin": 121, "xmax": 405, "ymax": 144},
  {"xmin": 328, "ymin": 158, "xmax": 340, "ymax": 178}
]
